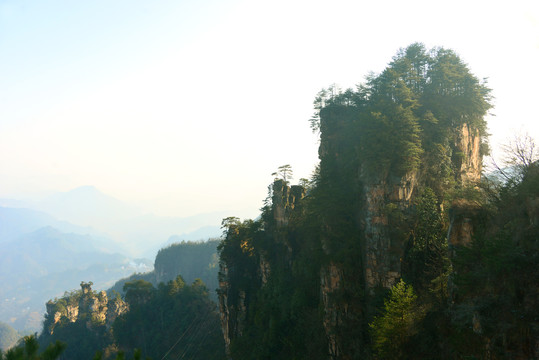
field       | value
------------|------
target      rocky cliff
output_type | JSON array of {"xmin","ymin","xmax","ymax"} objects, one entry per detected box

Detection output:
[
  {"xmin": 44, "ymin": 281, "xmax": 127, "ymax": 335},
  {"xmin": 217, "ymin": 44, "xmax": 493, "ymax": 359},
  {"xmin": 217, "ymin": 115, "xmax": 485, "ymax": 358}
]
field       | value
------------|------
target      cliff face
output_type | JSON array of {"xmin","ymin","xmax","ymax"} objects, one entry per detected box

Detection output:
[
  {"xmin": 218, "ymin": 265, "xmax": 246, "ymax": 355},
  {"xmin": 361, "ymin": 172, "xmax": 417, "ymax": 291},
  {"xmin": 218, "ymin": 179, "xmax": 306, "ymax": 357},
  {"xmin": 215, "ymin": 43, "xmax": 501, "ymax": 359},
  {"xmin": 454, "ymin": 123, "xmax": 482, "ymax": 183},
  {"xmin": 316, "ymin": 99, "xmax": 485, "ymax": 358},
  {"xmin": 217, "ymin": 114, "xmax": 484, "ymax": 359}
]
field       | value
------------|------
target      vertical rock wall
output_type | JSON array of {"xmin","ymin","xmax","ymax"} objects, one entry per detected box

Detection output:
[
  {"xmin": 218, "ymin": 265, "xmax": 246, "ymax": 356},
  {"xmin": 217, "ymin": 180, "xmax": 305, "ymax": 357},
  {"xmin": 217, "ymin": 108, "xmax": 484, "ymax": 359},
  {"xmin": 362, "ymin": 172, "xmax": 417, "ymax": 291},
  {"xmin": 454, "ymin": 123, "xmax": 482, "ymax": 183},
  {"xmin": 317, "ymin": 106, "xmax": 484, "ymax": 358}
]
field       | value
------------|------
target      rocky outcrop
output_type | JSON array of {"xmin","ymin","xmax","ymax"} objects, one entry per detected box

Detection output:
[
  {"xmin": 272, "ymin": 180, "xmax": 305, "ymax": 228},
  {"xmin": 454, "ymin": 123, "xmax": 482, "ymax": 184},
  {"xmin": 362, "ymin": 171, "xmax": 417, "ymax": 291},
  {"xmin": 106, "ymin": 295, "xmax": 128, "ymax": 328},
  {"xmin": 447, "ymin": 199, "xmax": 482, "ymax": 249},
  {"xmin": 44, "ymin": 282, "xmax": 127, "ymax": 334}
]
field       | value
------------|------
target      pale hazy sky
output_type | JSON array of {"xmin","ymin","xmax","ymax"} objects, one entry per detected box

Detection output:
[{"xmin": 1, "ymin": 0, "xmax": 538, "ymax": 218}]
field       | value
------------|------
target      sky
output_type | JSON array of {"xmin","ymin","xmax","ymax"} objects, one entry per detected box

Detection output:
[{"xmin": 1, "ymin": 0, "xmax": 538, "ymax": 219}]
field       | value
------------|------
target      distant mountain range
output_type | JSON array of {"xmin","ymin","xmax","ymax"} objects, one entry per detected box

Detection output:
[
  {"xmin": 1, "ymin": 185, "xmax": 224, "ymax": 257},
  {"xmin": 0, "ymin": 206, "xmax": 98, "ymax": 243},
  {"xmin": 34, "ymin": 185, "xmax": 145, "ymax": 227},
  {"xmin": 0, "ymin": 186, "xmax": 225, "ymax": 333}
]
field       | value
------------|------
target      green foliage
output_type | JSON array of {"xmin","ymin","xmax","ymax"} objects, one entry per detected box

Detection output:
[
  {"xmin": 113, "ymin": 277, "xmax": 225, "ymax": 360},
  {"xmin": 40, "ymin": 316, "xmax": 111, "ymax": 360},
  {"xmin": 153, "ymin": 239, "xmax": 221, "ymax": 300},
  {"xmin": 358, "ymin": 65, "xmax": 423, "ymax": 176},
  {"xmin": 107, "ymin": 272, "xmax": 156, "ymax": 297},
  {"xmin": 38, "ymin": 263, "xmax": 225, "ymax": 359},
  {"xmin": 123, "ymin": 280, "xmax": 154, "ymax": 306},
  {"xmin": 403, "ymin": 187, "xmax": 450, "ymax": 294},
  {"xmin": 1, "ymin": 335, "xmax": 65, "ymax": 360},
  {"xmin": 272, "ymin": 164, "xmax": 294, "ymax": 184},
  {"xmin": 313, "ymin": 43, "xmax": 491, "ymax": 183},
  {"xmin": 219, "ymin": 180, "xmax": 329, "ymax": 360},
  {"xmin": 450, "ymin": 162, "xmax": 539, "ymax": 358},
  {"xmin": 109, "ymin": 240, "xmax": 220, "ymax": 302},
  {"xmin": 370, "ymin": 280, "xmax": 424, "ymax": 359}
]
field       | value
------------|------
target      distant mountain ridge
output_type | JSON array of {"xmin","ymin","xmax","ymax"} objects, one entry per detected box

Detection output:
[
  {"xmin": 2, "ymin": 186, "xmax": 224, "ymax": 257},
  {"xmin": 35, "ymin": 185, "xmax": 145, "ymax": 227},
  {"xmin": 0, "ymin": 206, "xmax": 97, "ymax": 243},
  {"xmin": 0, "ymin": 186, "xmax": 226, "ymax": 332}
]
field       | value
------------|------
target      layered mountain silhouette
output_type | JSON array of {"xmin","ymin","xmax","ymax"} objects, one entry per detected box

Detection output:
[{"xmin": 0, "ymin": 186, "xmax": 224, "ymax": 333}]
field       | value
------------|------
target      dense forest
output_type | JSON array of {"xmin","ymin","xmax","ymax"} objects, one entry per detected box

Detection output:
[
  {"xmin": 107, "ymin": 239, "xmax": 220, "ymax": 301},
  {"xmin": 2, "ymin": 43, "xmax": 538, "ymax": 359}
]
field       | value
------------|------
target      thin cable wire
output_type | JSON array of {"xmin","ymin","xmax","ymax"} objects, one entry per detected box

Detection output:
[
  {"xmin": 177, "ymin": 311, "xmax": 212, "ymax": 360},
  {"xmin": 159, "ymin": 313, "xmax": 200, "ymax": 360}
]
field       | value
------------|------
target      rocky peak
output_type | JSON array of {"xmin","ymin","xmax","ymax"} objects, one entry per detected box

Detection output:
[{"xmin": 44, "ymin": 281, "xmax": 127, "ymax": 334}]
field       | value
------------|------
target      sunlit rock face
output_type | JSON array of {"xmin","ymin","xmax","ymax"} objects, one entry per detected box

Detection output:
[
  {"xmin": 44, "ymin": 282, "xmax": 127, "ymax": 335},
  {"xmin": 454, "ymin": 123, "xmax": 482, "ymax": 184}
]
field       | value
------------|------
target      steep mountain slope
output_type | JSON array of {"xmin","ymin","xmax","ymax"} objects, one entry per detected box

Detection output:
[{"xmin": 0, "ymin": 206, "xmax": 97, "ymax": 244}]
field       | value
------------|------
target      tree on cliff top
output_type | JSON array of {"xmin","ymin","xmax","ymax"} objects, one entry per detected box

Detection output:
[
  {"xmin": 311, "ymin": 43, "xmax": 491, "ymax": 179},
  {"xmin": 272, "ymin": 164, "xmax": 293, "ymax": 184}
]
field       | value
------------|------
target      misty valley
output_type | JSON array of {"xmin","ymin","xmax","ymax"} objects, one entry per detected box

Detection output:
[{"xmin": 1, "ymin": 44, "xmax": 538, "ymax": 359}]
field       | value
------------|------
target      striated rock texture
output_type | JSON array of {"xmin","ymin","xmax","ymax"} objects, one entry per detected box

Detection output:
[
  {"xmin": 361, "ymin": 172, "xmax": 417, "ymax": 290},
  {"xmin": 218, "ymin": 264, "xmax": 247, "ymax": 355},
  {"xmin": 454, "ymin": 123, "xmax": 482, "ymax": 183},
  {"xmin": 320, "ymin": 263, "xmax": 346, "ymax": 358}
]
